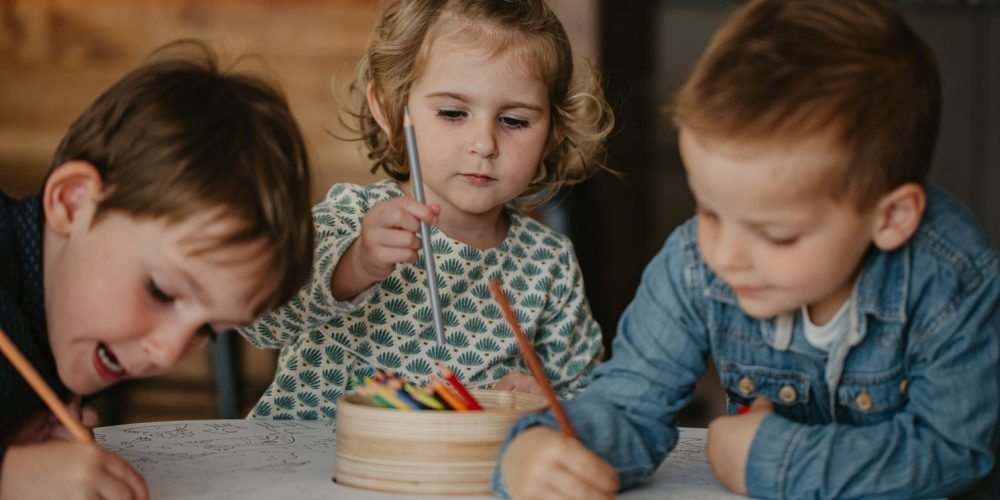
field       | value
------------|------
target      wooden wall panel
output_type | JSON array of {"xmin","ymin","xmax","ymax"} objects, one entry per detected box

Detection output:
[
  {"xmin": 0, "ymin": 0, "xmax": 596, "ymax": 203},
  {"xmin": 1, "ymin": 0, "xmax": 380, "ymax": 201}
]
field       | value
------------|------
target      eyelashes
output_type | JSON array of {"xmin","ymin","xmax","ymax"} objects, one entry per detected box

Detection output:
[
  {"xmin": 147, "ymin": 280, "xmax": 174, "ymax": 304},
  {"xmin": 148, "ymin": 279, "xmax": 218, "ymax": 339},
  {"xmin": 434, "ymin": 109, "xmax": 530, "ymax": 130}
]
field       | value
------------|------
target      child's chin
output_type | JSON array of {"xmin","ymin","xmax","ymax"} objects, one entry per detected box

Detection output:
[{"xmin": 736, "ymin": 300, "xmax": 789, "ymax": 320}]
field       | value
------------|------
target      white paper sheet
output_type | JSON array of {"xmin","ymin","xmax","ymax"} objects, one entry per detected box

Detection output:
[{"xmin": 95, "ymin": 420, "xmax": 737, "ymax": 499}]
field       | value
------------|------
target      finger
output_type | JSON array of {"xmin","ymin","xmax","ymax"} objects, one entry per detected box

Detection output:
[
  {"xmin": 553, "ymin": 439, "xmax": 619, "ymax": 494},
  {"xmin": 368, "ymin": 246, "xmax": 419, "ymax": 268},
  {"xmin": 66, "ymin": 395, "xmax": 83, "ymax": 421},
  {"xmin": 398, "ymin": 198, "xmax": 439, "ymax": 224},
  {"xmin": 81, "ymin": 405, "xmax": 100, "ymax": 428},
  {"xmin": 494, "ymin": 378, "xmax": 515, "ymax": 391},
  {"xmin": 546, "ymin": 458, "xmax": 617, "ymax": 500},
  {"xmin": 366, "ymin": 226, "xmax": 422, "ymax": 250},
  {"xmin": 751, "ymin": 397, "xmax": 773, "ymax": 411},
  {"xmin": 101, "ymin": 452, "xmax": 149, "ymax": 500}
]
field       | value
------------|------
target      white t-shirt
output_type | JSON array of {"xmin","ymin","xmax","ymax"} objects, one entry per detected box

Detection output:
[{"xmin": 801, "ymin": 298, "xmax": 853, "ymax": 352}]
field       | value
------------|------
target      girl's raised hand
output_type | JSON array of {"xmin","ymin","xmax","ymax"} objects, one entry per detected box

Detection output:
[
  {"xmin": 331, "ymin": 197, "xmax": 440, "ymax": 300},
  {"xmin": 501, "ymin": 426, "xmax": 618, "ymax": 500},
  {"xmin": 0, "ymin": 441, "xmax": 148, "ymax": 500}
]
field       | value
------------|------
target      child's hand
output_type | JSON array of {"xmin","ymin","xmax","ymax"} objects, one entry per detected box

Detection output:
[
  {"xmin": 0, "ymin": 441, "xmax": 148, "ymax": 500},
  {"xmin": 706, "ymin": 396, "xmax": 774, "ymax": 494},
  {"xmin": 501, "ymin": 426, "xmax": 618, "ymax": 500},
  {"xmin": 3, "ymin": 397, "xmax": 98, "ymax": 445},
  {"xmin": 332, "ymin": 197, "xmax": 440, "ymax": 300},
  {"xmin": 494, "ymin": 372, "xmax": 545, "ymax": 396}
]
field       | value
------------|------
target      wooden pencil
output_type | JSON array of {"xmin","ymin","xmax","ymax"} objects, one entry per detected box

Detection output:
[
  {"xmin": 430, "ymin": 376, "xmax": 468, "ymax": 411},
  {"xmin": 0, "ymin": 327, "xmax": 93, "ymax": 442},
  {"xmin": 488, "ymin": 280, "xmax": 577, "ymax": 439},
  {"xmin": 436, "ymin": 363, "xmax": 483, "ymax": 410}
]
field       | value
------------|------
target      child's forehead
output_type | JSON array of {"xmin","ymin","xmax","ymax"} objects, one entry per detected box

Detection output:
[
  {"xmin": 681, "ymin": 128, "xmax": 852, "ymax": 208},
  {"xmin": 421, "ymin": 17, "xmax": 548, "ymax": 80},
  {"xmin": 140, "ymin": 209, "xmax": 269, "ymax": 259},
  {"xmin": 682, "ymin": 126, "xmax": 846, "ymax": 177}
]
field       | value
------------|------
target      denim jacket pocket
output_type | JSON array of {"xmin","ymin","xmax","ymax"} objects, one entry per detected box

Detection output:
[
  {"xmin": 720, "ymin": 362, "xmax": 812, "ymax": 422},
  {"xmin": 836, "ymin": 369, "xmax": 908, "ymax": 425}
]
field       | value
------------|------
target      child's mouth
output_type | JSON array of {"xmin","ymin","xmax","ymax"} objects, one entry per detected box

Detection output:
[
  {"xmin": 461, "ymin": 173, "xmax": 495, "ymax": 186},
  {"xmin": 94, "ymin": 342, "xmax": 127, "ymax": 383}
]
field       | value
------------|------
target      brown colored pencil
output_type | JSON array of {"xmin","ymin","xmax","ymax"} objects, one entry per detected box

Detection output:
[
  {"xmin": 0, "ymin": 327, "xmax": 93, "ymax": 442},
  {"xmin": 488, "ymin": 280, "xmax": 577, "ymax": 439}
]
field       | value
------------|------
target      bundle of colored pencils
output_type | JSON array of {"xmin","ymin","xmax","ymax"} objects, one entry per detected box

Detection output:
[{"xmin": 356, "ymin": 364, "xmax": 483, "ymax": 411}]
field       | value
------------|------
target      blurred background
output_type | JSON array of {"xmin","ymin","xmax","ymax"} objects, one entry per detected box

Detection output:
[{"xmin": 1, "ymin": 0, "xmax": 997, "ymax": 427}]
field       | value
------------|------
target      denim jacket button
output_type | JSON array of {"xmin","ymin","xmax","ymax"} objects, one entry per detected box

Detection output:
[
  {"xmin": 778, "ymin": 384, "xmax": 797, "ymax": 403},
  {"xmin": 737, "ymin": 376, "xmax": 755, "ymax": 396},
  {"xmin": 855, "ymin": 391, "xmax": 874, "ymax": 412},
  {"xmin": 899, "ymin": 378, "xmax": 910, "ymax": 396}
]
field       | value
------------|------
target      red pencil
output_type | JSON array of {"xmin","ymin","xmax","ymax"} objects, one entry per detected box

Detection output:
[
  {"xmin": 488, "ymin": 280, "xmax": 577, "ymax": 439},
  {"xmin": 436, "ymin": 363, "xmax": 483, "ymax": 410}
]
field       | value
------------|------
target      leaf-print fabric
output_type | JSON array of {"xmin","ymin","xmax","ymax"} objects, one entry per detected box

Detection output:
[{"xmin": 239, "ymin": 180, "xmax": 604, "ymax": 421}]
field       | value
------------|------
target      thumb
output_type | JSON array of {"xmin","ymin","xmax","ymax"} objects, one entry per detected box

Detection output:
[
  {"xmin": 66, "ymin": 395, "xmax": 83, "ymax": 421},
  {"xmin": 751, "ymin": 396, "xmax": 773, "ymax": 411}
]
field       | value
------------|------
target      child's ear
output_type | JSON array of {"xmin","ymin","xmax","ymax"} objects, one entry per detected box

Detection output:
[
  {"xmin": 871, "ymin": 182, "xmax": 926, "ymax": 252},
  {"xmin": 43, "ymin": 161, "xmax": 104, "ymax": 236},
  {"xmin": 366, "ymin": 80, "xmax": 391, "ymax": 134}
]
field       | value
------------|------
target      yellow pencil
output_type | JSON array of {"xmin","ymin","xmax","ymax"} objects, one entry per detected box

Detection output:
[{"xmin": 0, "ymin": 327, "xmax": 93, "ymax": 442}]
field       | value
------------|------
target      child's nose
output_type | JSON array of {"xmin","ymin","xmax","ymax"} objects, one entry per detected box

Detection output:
[
  {"xmin": 140, "ymin": 324, "xmax": 197, "ymax": 369},
  {"xmin": 469, "ymin": 121, "xmax": 498, "ymax": 159},
  {"xmin": 713, "ymin": 226, "xmax": 751, "ymax": 270}
]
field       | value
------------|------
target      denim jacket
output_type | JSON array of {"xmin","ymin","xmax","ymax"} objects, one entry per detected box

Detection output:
[{"xmin": 494, "ymin": 185, "xmax": 1000, "ymax": 499}]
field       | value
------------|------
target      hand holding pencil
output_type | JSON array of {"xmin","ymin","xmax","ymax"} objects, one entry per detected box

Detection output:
[
  {"xmin": 489, "ymin": 280, "xmax": 619, "ymax": 500},
  {"xmin": 488, "ymin": 280, "xmax": 576, "ymax": 438},
  {"xmin": 0, "ymin": 326, "xmax": 149, "ymax": 499}
]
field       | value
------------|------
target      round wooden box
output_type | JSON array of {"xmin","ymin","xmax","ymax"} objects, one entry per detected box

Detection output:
[{"xmin": 335, "ymin": 389, "xmax": 548, "ymax": 495}]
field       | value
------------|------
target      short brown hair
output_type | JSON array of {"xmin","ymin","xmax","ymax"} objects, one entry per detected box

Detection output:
[
  {"xmin": 672, "ymin": 0, "xmax": 941, "ymax": 210},
  {"xmin": 343, "ymin": 0, "xmax": 614, "ymax": 207},
  {"xmin": 49, "ymin": 39, "xmax": 314, "ymax": 311}
]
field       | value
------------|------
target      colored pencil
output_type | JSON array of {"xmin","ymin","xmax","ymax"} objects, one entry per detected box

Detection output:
[
  {"xmin": 358, "ymin": 385, "xmax": 396, "ymax": 409},
  {"xmin": 403, "ymin": 105, "xmax": 446, "ymax": 346},
  {"xmin": 429, "ymin": 376, "xmax": 468, "ymax": 411},
  {"xmin": 437, "ymin": 363, "xmax": 483, "ymax": 410},
  {"xmin": 402, "ymin": 381, "xmax": 446, "ymax": 410},
  {"xmin": 0, "ymin": 327, "xmax": 93, "ymax": 442},
  {"xmin": 488, "ymin": 280, "xmax": 577, "ymax": 439}
]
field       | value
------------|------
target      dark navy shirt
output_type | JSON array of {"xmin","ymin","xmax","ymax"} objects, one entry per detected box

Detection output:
[{"xmin": 0, "ymin": 192, "xmax": 67, "ymax": 464}]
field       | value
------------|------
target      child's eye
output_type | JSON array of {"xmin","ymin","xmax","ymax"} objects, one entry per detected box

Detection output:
[
  {"xmin": 766, "ymin": 235, "xmax": 799, "ymax": 246},
  {"xmin": 147, "ymin": 280, "xmax": 175, "ymax": 304},
  {"xmin": 437, "ymin": 109, "xmax": 466, "ymax": 121},
  {"xmin": 499, "ymin": 116, "xmax": 529, "ymax": 129}
]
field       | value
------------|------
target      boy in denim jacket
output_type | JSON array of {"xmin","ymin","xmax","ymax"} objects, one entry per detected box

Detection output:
[{"xmin": 495, "ymin": 0, "xmax": 1000, "ymax": 498}]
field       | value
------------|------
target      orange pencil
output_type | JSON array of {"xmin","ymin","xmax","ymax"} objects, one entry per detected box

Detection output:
[
  {"xmin": 430, "ymin": 376, "xmax": 468, "ymax": 411},
  {"xmin": 436, "ymin": 363, "xmax": 483, "ymax": 410},
  {"xmin": 488, "ymin": 280, "xmax": 577, "ymax": 439},
  {"xmin": 0, "ymin": 327, "xmax": 93, "ymax": 442}
]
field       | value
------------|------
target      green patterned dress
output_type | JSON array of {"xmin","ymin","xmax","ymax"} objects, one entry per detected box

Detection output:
[{"xmin": 239, "ymin": 180, "xmax": 604, "ymax": 421}]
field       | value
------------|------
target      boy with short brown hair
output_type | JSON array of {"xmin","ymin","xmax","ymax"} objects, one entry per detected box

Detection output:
[
  {"xmin": 496, "ymin": 1, "xmax": 999, "ymax": 498},
  {"xmin": 0, "ymin": 39, "xmax": 314, "ymax": 499}
]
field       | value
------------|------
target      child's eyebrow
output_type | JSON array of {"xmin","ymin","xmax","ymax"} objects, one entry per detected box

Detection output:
[
  {"xmin": 174, "ymin": 266, "xmax": 258, "ymax": 324},
  {"xmin": 424, "ymin": 91, "xmax": 544, "ymax": 112},
  {"xmin": 172, "ymin": 265, "xmax": 210, "ymax": 305}
]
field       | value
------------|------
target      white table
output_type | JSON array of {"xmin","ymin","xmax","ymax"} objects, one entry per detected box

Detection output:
[{"xmin": 95, "ymin": 420, "xmax": 738, "ymax": 499}]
